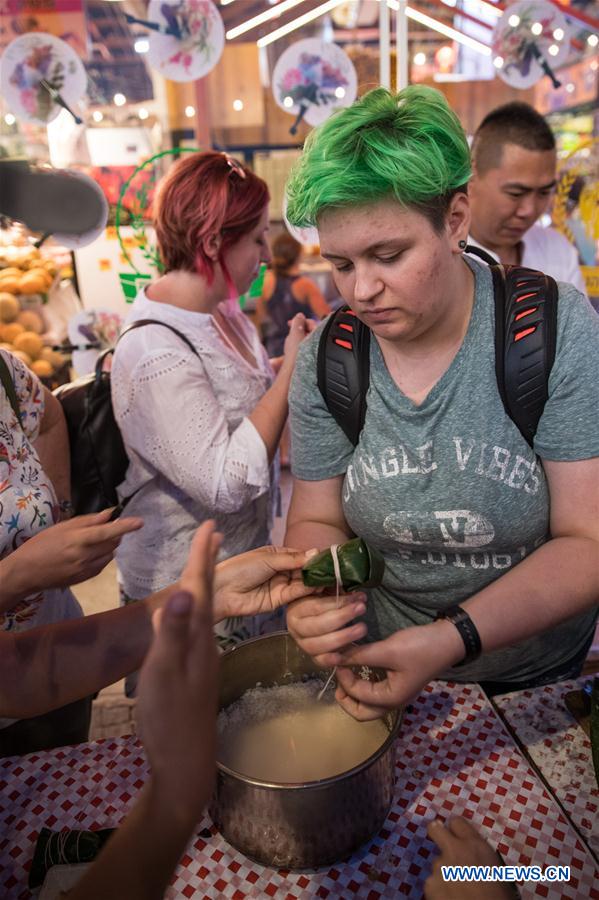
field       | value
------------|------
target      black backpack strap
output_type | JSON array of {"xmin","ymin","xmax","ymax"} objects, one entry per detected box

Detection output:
[
  {"xmin": 117, "ymin": 318, "xmax": 201, "ymax": 357},
  {"xmin": 493, "ymin": 264, "xmax": 558, "ymax": 449},
  {"xmin": 317, "ymin": 306, "xmax": 370, "ymax": 447},
  {"xmin": 0, "ymin": 352, "xmax": 22, "ymax": 427}
]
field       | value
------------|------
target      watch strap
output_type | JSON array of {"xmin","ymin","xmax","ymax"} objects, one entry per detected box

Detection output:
[{"xmin": 436, "ymin": 604, "xmax": 482, "ymax": 667}]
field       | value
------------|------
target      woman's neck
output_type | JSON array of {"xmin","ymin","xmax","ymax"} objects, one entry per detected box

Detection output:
[
  {"xmin": 277, "ymin": 264, "xmax": 300, "ymax": 277},
  {"xmin": 145, "ymin": 269, "xmax": 224, "ymax": 314}
]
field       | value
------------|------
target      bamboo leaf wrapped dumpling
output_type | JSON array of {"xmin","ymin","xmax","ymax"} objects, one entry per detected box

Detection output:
[{"xmin": 302, "ymin": 537, "xmax": 384, "ymax": 591}]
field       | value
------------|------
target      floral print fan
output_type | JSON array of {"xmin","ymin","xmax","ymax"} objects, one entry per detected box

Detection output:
[
  {"xmin": 0, "ymin": 33, "xmax": 86, "ymax": 124},
  {"xmin": 492, "ymin": 0, "xmax": 570, "ymax": 89},
  {"xmin": 145, "ymin": 0, "xmax": 224, "ymax": 83},
  {"xmin": 272, "ymin": 39, "xmax": 357, "ymax": 135}
]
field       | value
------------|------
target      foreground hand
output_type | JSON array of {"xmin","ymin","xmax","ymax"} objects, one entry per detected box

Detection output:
[
  {"xmin": 5, "ymin": 508, "xmax": 143, "ymax": 599},
  {"xmin": 334, "ymin": 620, "xmax": 464, "ymax": 721},
  {"xmin": 282, "ymin": 313, "xmax": 314, "ymax": 366},
  {"xmin": 209, "ymin": 545, "xmax": 322, "ymax": 623},
  {"xmin": 425, "ymin": 817, "xmax": 519, "ymax": 899},
  {"xmin": 137, "ymin": 520, "xmax": 219, "ymax": 820},
  {"xmin": 286, "ymin": 591, "xmax": 368, "ymax": 667}
]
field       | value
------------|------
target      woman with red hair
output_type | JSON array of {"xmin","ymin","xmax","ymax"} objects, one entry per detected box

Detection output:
[{"xmin": 111, "ymin": 152, "xmax": 310, "ymax": 677}]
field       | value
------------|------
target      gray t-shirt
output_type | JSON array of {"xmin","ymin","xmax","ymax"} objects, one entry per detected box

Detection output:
[{"xmin": 289, "ymin": 258, "xmax": 599, "ymax": 683}]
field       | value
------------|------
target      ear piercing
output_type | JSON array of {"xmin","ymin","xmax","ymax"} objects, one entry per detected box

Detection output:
[{"xmin": 458, "ymin": 239, "xmax": 467, "ymax": 250}]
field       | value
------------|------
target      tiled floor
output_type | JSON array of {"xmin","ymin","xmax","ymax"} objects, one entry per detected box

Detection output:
[{"xmin": 74, "ymin": 470, "xmax": 599, "ymax": 740}]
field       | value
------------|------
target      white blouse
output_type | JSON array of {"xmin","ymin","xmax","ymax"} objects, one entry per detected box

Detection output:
[{"xmin": 111, "ymin": 290, "xmax": 278, "ymax": 600}]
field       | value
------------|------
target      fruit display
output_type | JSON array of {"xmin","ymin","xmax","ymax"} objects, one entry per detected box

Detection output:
[{"xmin": 0, "ymin": 241, "xmax": 67, "ymax": 382}]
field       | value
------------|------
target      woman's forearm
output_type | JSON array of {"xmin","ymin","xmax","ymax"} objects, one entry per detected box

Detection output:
[
  {"xmin": 462, "ymin": 536, "xmax": 599, "ymax": 653},
  {"xmin": 248, "ymin": 361, "xmax": 294, "ymax": 463},
  {"xmin": 0, "ymin": 588, "xmax": 174, "ymax": 719},
  {"xmin": 284, "ymin": 519, "xmax": 352, "ymax": 552}
]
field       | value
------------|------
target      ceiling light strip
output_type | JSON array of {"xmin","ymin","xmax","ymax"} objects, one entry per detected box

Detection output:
[
  {"xmin": 388, "ymin": 0, "xmax": 492, "ymax": 55},
  {"xmin": 257, "ymin": 0, "xmax": 346, "ymax": 47},
  {"xmin": 434, "ymin": 0, "xmax": 494, "ymax": 31},
  {"xmin": 226, "ymin": 0, "xmax": 308, "ymax": 40},
  {"xmin": 462, "ymin": 0, "xmax": 503, "ymax": 19}
]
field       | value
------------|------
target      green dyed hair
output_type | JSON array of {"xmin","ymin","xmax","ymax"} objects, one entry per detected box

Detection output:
[{"xmin": 286, "ymin": 85, "xmax": 471, "ymax": 233}]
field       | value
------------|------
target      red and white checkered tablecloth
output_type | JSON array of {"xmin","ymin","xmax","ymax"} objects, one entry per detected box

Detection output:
[
  {"xmin": 0, "ymin": 682, "xmax": 597, "ymax": 899},
  {"xmin": 493, "ymin": 678, "xmax": 599, "ymax": 860}
]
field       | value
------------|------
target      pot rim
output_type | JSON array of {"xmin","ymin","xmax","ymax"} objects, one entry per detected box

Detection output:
[{"xmin": 216, "ymin": 631, "xmax": 403, "ymax": 791}]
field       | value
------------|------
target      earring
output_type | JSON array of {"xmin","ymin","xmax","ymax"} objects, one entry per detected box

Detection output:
[{"xmin": 458, "ymin": 239, "xmax": 467, "ymax": 250}]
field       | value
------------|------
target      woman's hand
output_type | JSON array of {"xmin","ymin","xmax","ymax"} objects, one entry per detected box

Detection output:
[
  {"xmin": 333, "ymin": 620, "xmax": 465, "ymax": 721},
  {"xmin": 206, "ymin": 544, "xmax": 322, "ymax": 623},
  {"xmin": 0, "ymin": 508, "xmax": 143, "ymax": 608},
  {"xmin": 425, "ymin": 817, "xmax": 519, "ymax": 900},
  {"xmin": 136, "ymin": 521, "xmax": 219, "ymax": 819},
  {"xmin": 281, "ymin": 313, "xmax": 315, "ymax": 368},
  {"xmin": 286, "ymin": 591, "xmax": 368, "ymax": 666}
]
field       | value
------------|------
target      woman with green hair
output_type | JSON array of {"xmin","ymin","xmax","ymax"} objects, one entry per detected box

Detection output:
[{"xmin": 284, "ymin": 85, "xmax": 599, "ymax": 720}]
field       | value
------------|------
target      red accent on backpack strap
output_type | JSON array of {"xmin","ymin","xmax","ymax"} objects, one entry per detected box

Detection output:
[
  {"xmin": 514, "ymin": 307, "xmax": 538, "ymax": 321},
  {"xmin": 334, "ymin": 338, "xmax": 353, "ymax": 350},
  {"xmin": 514, "ymin": 325, "xmax": 537, "ymax": 341},
  {"xmin": 339, "ymin": 322, "xmax": 354, "ymax": 333}
]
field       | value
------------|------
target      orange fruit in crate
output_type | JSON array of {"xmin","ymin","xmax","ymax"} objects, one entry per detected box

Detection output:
[
  {"xmin": 25, "ymin": 268, "xmax": 53, "ymax": 289},
  {"xmin": 13, "ymin": 331, "xmax": 44, "ymax": 360},
  {"xmin": 0, "ymin": 293, "xmax": 20, "ymax": 322},
  {"xmin": 0, "ymin": 322, "xmax": 25, "ymax": 343},
  {"xmin": 40, "ymin": 346, "xmax": 67, "ymax": 370},
  {"xmin": 18, "ymin": 272, "xmax": 48, "ymax": 295},
  {"xmin": 0, "ymin": 277, "xmax": 20, "ymax": 295},
  {"xmin": 31, "ymin": 359, "xmax": 53, "ymax": 378},
  {"xmin": 0, "ymin": 267, "xmax": 23, "ymax": 280},
  {"xmin": 17, "ymin": 310, "xmax": 44, "ymax": 334}
]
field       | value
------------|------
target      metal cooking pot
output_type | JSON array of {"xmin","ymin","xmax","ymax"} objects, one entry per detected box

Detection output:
[{"xmin": 209, "ymin": 631, "xmax": 402, "ymax": 869}]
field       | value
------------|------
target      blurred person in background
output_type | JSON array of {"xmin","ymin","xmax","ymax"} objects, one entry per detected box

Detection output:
[
  {"xmin": 257, "ymin": 231, "xmax": 330, "ymax": 464},
  {"xmin": 258, "ymin": 231, "xmax": 330, "ymax": 358},
  {"xmin": 468, "ymin": 102, "xmax": 587, "ymax": 296}
]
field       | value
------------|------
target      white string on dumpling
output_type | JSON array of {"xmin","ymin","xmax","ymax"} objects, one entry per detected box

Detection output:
[{"xmin": 317, "ymin": 543, "xmax": 342, "ymax": 702}]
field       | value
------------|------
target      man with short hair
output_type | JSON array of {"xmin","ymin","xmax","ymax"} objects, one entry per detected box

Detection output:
[{"xmin": 468, "ymin": 102, "xmax": 587, "ymax": 295}]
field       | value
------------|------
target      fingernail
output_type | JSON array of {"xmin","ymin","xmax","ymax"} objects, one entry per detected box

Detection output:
[
  {"xmin": 354, "ymin": 592, "xmax": 367, "ymax": 603},
  {"xmin": 305, "ymin": 547, "xmax": 319, "ymax": 559},
  {"xmin": 167, "ymin": 591, "xmax": 192, "ymax": 616}
]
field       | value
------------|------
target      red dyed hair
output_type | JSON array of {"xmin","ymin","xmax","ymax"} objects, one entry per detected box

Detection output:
[{"xmin": 153, "ymin": 151, "xmax": 269, "ymax": 280}]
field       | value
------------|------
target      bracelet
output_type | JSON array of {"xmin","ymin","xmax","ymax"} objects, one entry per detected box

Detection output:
[
  {"xmin": 58, "ymin": 499, "xmax": 74, "ymax": 518},
  {"xmin": 436, "ymin": 604, "xmax": 482, "ymax": 667}
]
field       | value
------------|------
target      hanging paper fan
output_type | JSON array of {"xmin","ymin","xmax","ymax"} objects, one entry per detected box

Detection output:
[
  {"xmin": 553, "ymin": 138, "xmax": 599, "ymax": 272},
  {"xmin": 282, "ymin": 195, "xmax": 319, "ymax": 248},
  {"xmin": 492, "ymin": 1, "xmax": 570, "ymax": 89},
  {"xmin": 68, "ymin": 308, "xmax": 124, "ymax": 377},
  {"xmin": 272, "ymin": 39, "xmax": 357, "ymax": 135},
  {"xmin": 145, "ymin": 0, "xmax": 224, "ymax": 83},
  {"xmin": 0, "ymin": 33, "xmax": 86, "ymax": 124}
]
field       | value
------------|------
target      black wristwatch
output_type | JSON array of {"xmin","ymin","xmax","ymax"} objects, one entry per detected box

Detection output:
[{"xmin": 436, "ymin": 604, "xmax": 482, "ymax": 667}]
